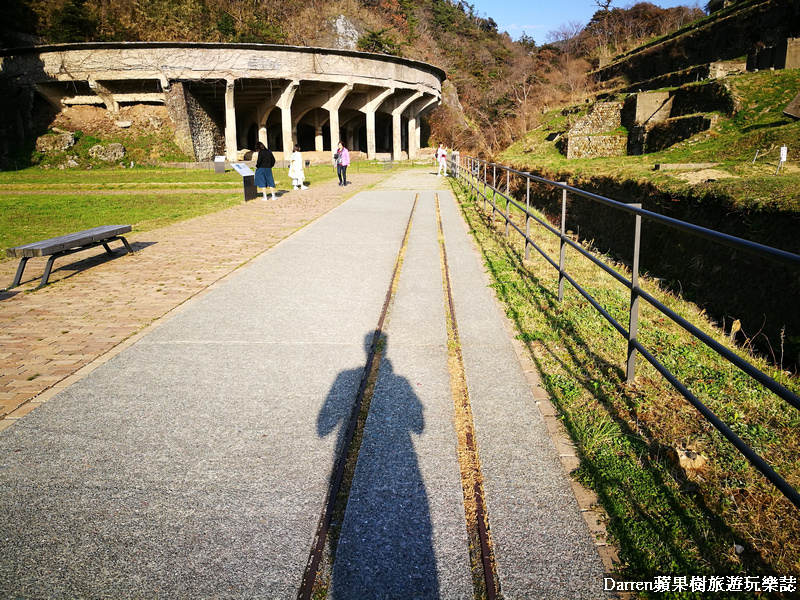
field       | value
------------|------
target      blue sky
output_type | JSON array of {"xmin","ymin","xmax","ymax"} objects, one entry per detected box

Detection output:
[{"xmin": 466, "ymin": 0, "xmax": 705, "ymax": 44}]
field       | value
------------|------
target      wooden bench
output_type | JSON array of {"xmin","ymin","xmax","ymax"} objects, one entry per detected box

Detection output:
[{"xmin": 5, "ymin": 225, "xmax": 133, "ymax": 290}]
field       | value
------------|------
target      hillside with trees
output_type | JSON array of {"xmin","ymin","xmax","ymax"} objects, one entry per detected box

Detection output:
[{"xmin": 1, "ymin": 0, "xmax": 708, "ymax": 154}]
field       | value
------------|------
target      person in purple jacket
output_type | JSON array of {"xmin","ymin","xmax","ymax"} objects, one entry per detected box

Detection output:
[{"xmin": 334, "ymin": 141, "xmax": 351, "ymax": 186}]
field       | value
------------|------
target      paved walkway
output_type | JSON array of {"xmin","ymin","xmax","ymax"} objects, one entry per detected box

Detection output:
[
  {"xmin": 0, "ymin": 169, "xmax": 609, "ymax": 598},
  {"xmin": 0, "ymin": 173, "xmax": 382, "ymax": 422}
]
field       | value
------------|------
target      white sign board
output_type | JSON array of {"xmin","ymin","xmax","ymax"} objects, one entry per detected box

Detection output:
[
  {"xmin": 780, "ymin": 145, "xmax": 788, "ymax": 163},
  {"xmin": 231, "ymin": 163, "xmax": 254, "ymax": 177}
]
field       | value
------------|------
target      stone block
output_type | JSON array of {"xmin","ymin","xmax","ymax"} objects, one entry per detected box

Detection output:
[
  {"xmin": 775, "ymin": 38, "xmax": 800, "ymax": 70},
  {"xmin": 35, "ymin": 132, "xmax": 75, "ymax": 152},
  {"xmin": 88, "ymin": 143, "xmax": 126, "ymax": 162},
  {"xmin": 784, "ymin": 91, "xmax": 800, "ymax": 120},
  {"xmin": 632, "ymin": 92, "xmax": 672, "ymax": 126}
]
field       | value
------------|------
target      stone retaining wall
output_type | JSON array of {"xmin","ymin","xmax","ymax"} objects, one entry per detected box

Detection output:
[{"xmin": 567, "ymin": 135, "xmax": 627, "ymax": 159}]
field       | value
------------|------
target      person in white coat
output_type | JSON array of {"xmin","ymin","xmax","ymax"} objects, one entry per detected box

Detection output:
[
  {"xmin": 288, "ymin": 145, "xmax": 307, "ymax": 189},
  {"xmin": 435, "ymin": 143, "xmax": 447, "ymax": 177}
]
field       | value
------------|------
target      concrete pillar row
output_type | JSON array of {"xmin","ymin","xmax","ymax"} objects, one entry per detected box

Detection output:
[{"xmin": 277, "ymin": 80, "xmax": 299, "ymax": 155}]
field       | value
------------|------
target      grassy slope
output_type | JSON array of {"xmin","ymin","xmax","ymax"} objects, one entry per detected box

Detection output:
[
  {"xmin": 459, "ymin": 68, "xmax": 800, "ymax": 594},
  {"xmin": 451, "ymin": 176, "xmax": 799, "ymax": 596},
  {"xmin": 501, "ymin": 69, "xmax": 800, "ymax": 214}
]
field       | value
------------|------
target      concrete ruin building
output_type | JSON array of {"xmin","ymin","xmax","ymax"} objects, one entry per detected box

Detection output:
[{"xmin": 0, "ymin": 42, "xmax": 445, "ymax": 163}]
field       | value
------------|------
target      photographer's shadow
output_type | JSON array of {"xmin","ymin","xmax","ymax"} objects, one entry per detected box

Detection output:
[{"xmin": 318, "ymin": 332, "xmax": 440, "ymax": 599}]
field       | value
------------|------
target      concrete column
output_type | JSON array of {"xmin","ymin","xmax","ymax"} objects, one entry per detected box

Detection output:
[
  {"xmin": 257, "ymin": 105, "xmax": 274, "ymax": 148},
  {"xmin": 314, "ymin": 127, "xmax": 323, "ymax": 151},
  {"xmin": 407, "ymin": 115, "xmax": 418, "ymax": 160},
  {"xmin": 323, "ymin": 84, "xmax": 352, "ymax": 151},
  {"xmin": 363, "ymin": 87, "xmax": 393, "ymax": 160},
  {"xmin": 392, "ymin": 91, "xmax": 421, "ymax": 161},
  {"xmin": 408, "ymin": 96, "xmax": 440, "ymax": 157},
  {"xmin": 224, "ymin": 79, "xmax": 237, "ymax": 161},
  {"xmin": 329, "ymin": 111, "xmax": 340, "ymax": 149},
  {"xmin": 277, "ymin": 81, "xmax": 299, "ymax": 156},
  {"xmin": 89, "ymin": 79, "xmax": 119, "ymax": 113},
  {"xmin": 366, "ymin": 110, "xmax": 376, "ymax": 158},
  {"xmin": 392, "ymin": 111, "xmax": 402, "ymax": 161}
]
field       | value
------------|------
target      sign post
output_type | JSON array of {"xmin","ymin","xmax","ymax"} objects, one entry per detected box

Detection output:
[
  {"xmin": 776, "ymin": 145, "xmax": 788, "ymax": 175},
  {"xmin": 231, "ymin": 163, "xmax": 258, "ymax": 201}
]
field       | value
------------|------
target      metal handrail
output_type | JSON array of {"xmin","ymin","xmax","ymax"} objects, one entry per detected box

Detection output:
[{"xmin": 450, "ymin": 152, "xmax": 800, "ymax": 509}]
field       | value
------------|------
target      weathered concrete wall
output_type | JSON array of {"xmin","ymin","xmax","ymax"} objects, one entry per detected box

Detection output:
[
  {"xmin": 594, "ymin": 0, "xmax": 800, "ymax": 87},
  {"xmin": 643, "ymin": 115, "xmax": 716, "ymax": 153},
  {"xmin": 164, "ymin": 83, "xmax": 224, "ymax": 162},
  {"xmin": 622, "ymin": 81, "xmax": 734, "ymax": 155},
  {"xmin": 751, "ymin": 37, "xmax": 800, "ymax": 70},
  {"xmin": 0, "ymin": 42, "xmax": 445, "ymax": 165}
]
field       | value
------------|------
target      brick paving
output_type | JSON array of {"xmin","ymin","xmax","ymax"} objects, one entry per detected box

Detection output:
[{"xmin": 0, "ymin": 173, "xmax": 384, "ymax": 427}]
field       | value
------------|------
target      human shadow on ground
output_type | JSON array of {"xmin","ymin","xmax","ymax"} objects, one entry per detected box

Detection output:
[{"xmin": 317, "ymin": 332, "xmax": 440, "ymax": 599}]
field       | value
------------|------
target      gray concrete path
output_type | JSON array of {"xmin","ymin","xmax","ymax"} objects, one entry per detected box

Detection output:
[{"xmin": 0, "ymin": 169, "xmax": 606, "ymax": 599}]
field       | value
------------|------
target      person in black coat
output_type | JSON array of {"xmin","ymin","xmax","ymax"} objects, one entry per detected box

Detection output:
[{"xmin": 254, "ymin": 142, "xmax": 276, "ymax": 200}]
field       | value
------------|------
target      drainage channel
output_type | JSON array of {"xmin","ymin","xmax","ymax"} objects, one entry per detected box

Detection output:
[
  {"xmin": 436, "ymin": 193, "xmax": 500, "ymax": 600},
  {"xmin": 299, "ymin": 192, "xmax": 499, "ymax": 599}
]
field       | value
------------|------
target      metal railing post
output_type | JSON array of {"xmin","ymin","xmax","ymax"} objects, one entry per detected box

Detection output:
[
  {"xmin": 505, "ymin": 170, "xmax": 510, "ymax": 237},
  {"xmin": 483, "ymin": 163, "xmax": 487, "ymax": 211},
  {"xmin": 627, "ymin": 204, "xmax": 643, "ymax": 383},
  {"xmin": 492, "ymin": 164, "xmax": 497, "ymax": 223},
  {"xmin": 558, "ymin": 186, "xmax": 567, "ymax": 302},
  {"xmin": 525, "ymin": 177, "xmax": 531, "ymax": 261}
]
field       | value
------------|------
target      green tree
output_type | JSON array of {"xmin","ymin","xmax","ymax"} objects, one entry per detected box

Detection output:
[
  {"xmin": 357, "ymin": 27, "xmax": 401, "ymax": 55},
  {"xmin": 47, "ymin": 0, "xmax": 99, "ymax": 43}
]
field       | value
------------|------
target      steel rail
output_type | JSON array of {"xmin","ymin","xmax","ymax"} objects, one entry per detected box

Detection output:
[
  {"xmin": 298, "ymin": 194, "xmax": 419, "ymax": 600},
  {"xmin": 436, "ymin": 193, "xmax": 498, "ymax": 599}
]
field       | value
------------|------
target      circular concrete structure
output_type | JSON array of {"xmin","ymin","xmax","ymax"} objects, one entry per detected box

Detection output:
[{"xmin": 0, "ymin": 42, "xmax": 445, "ymax": 161}]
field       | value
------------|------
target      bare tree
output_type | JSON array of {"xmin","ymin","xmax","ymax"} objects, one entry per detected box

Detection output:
[{"xmin": 545, "ymin": 20, "xmax": 585, "ymax": 56}]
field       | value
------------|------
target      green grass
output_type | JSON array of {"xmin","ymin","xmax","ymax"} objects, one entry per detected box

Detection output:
[
  {"xmin": 451, "ymin": 177, "xmax": 800, "ymax": 596},
  {"xmin": 0, "ymin": 160, "xmax": 420, "ymax": 250},
  {"xmin": 0, "ymin": 162, "xmax": 368, "ymax": 250},
  {"xmin": 502, "ymin": 70, "xmax": 800, "ymax": 212},
  {"xmin": 0, "ymin": 192, "xmax": 244, "ymax": 250}
]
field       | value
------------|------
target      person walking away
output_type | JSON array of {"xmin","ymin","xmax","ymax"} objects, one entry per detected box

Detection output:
[
  {"xmin": 254, "ymin": 142, "xmax": 276, "ymax": 200},
  {"xmin": 436, "ymin": 143, "xmax": 447, "ymax": 177},
  {"xmin": 334, "ymin": 141, "xmax": 350, "ymax": 186},
  {"xmin": 288, "ymin": 145, "xmax": 308, "ymax": 189}
]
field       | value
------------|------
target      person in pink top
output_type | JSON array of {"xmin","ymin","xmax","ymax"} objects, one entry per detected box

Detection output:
[{"xmin": 334, "ymin": 141, "xmax": 351, "ymax": 186}]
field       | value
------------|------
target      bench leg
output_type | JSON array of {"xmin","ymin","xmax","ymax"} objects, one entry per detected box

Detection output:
[
  {"xmin": 102, "ymin": 242, "xmax": 113, "ymax": 254},
  {"xmin": 118, "ymin": 236, "xmax": 134, "ymax": 254},
  {"xmin": 37, "ymin": 255, "xmax": 59, "ymax": 289},
  {"xmin": 4, "ymin": 257, "xmax": 30, "ymax": 290}
]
